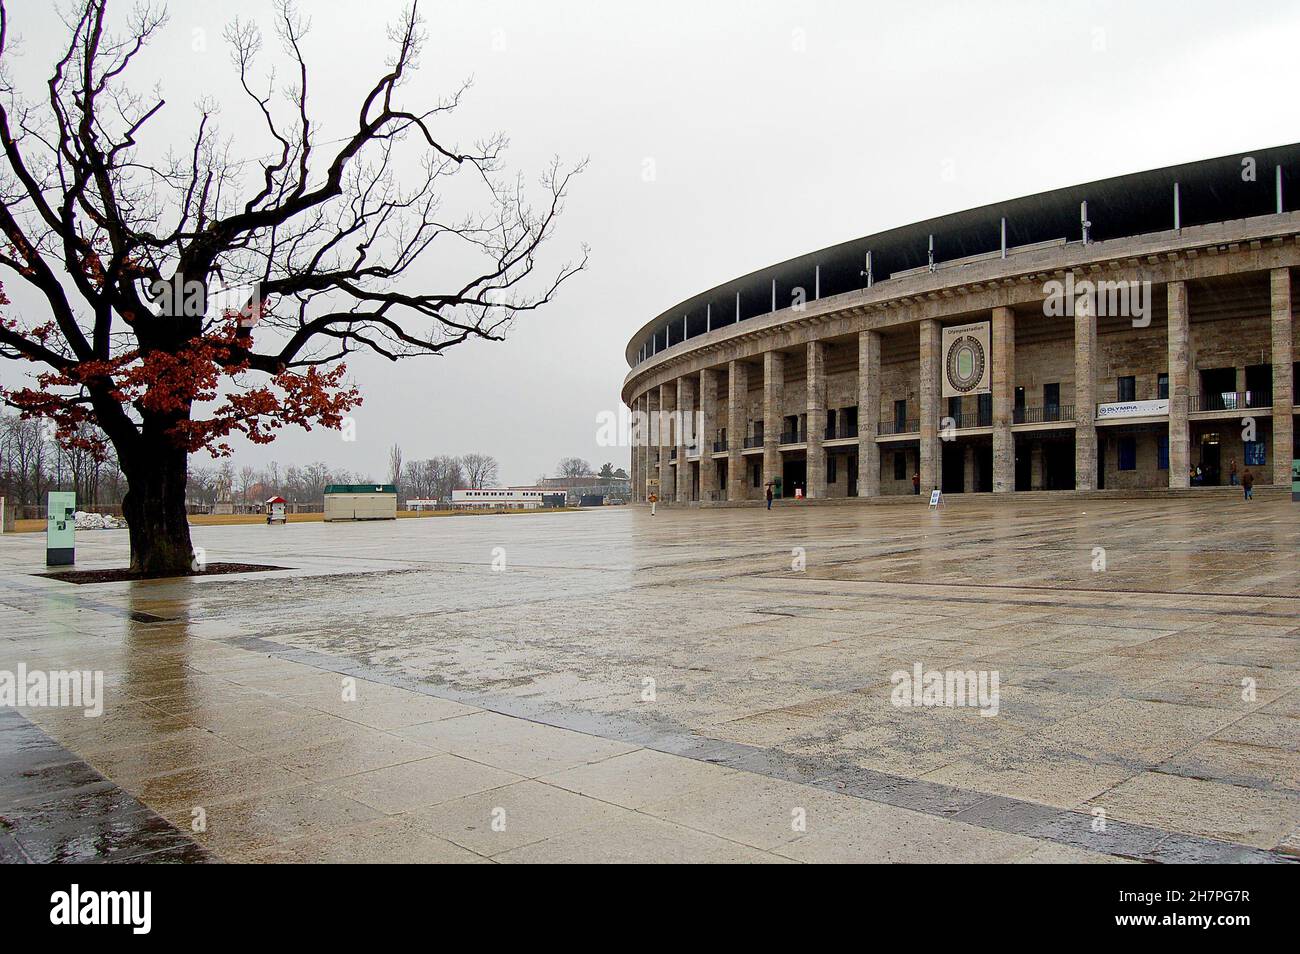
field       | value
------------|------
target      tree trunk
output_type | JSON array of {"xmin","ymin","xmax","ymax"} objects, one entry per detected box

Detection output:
[{"xmin": 120, "ymin": 432, "xmax": 194, "ymax": 576}]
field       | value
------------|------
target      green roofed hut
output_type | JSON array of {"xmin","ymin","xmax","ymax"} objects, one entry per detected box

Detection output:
[{"xmin": 323, "ymin": 484, "xmax": 398, "ymax": 522}]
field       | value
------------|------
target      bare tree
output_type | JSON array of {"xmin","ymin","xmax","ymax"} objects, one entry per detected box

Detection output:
[
  {"xmin": 429, "ymin": 455, "xmax": 463, "ymax": 502},
  {"xmin": 0, "ymin": 0, "xmax": 586, "ymax": 572},
  {"xmin": 460, "ymin": 453, "xmax": 498, "ymax": 489},
  {"xmin": 238, "ymin": 466, "xmax": 256, "ymax": 505},
  {"xmin": 399, "ymin": 459, "xmax": 425, "ymax": 500},
  {"xmin": 388, "ymin": 443, "xmax": 402, "ymax": 489},
  {"xmin": 557, "ymin": 457, "xmax": 591, "ymax": 479}
]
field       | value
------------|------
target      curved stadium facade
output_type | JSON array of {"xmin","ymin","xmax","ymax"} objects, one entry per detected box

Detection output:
[{"xmin": 623, "ymin": 145, "xmax": 1300, "ymax": 504}]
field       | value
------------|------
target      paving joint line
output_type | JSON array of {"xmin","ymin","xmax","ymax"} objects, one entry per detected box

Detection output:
[{"xmin": 219, "ymin": 632, "xmax": 1297, "ymax": 865}]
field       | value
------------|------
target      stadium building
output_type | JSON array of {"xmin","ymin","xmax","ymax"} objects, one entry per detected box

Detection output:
[{"xmin": 622, "ymin": 146, "xmax": 1300, "ymax": 503}]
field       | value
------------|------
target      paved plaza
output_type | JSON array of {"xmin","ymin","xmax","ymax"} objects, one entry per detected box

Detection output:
[{"xmin": 1, "ymin": 494, "xmax": 1297, "ymax": 863}]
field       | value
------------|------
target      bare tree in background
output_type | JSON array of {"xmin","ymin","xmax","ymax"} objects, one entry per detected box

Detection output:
[
  {"xmin": 429, "ymin": 454, "xmax": 463, "ymax": 502},
  {"xmin": 238, "ymin": 466, "xmax": 256, "ymax": 505},
  {"xmin": 388, "ymin": 444, "xmax": 402, "ymax": 488},
  {"xmin": 460, "ymin": 452, "xmax": 498, "ymax": 489},
  {"xmin": 0, "ymin": 0, "xmax": 586, "ymax": 572},
  {"xmin": 557, "ymin": 457, "xmax": 591, "ymax": 479}
]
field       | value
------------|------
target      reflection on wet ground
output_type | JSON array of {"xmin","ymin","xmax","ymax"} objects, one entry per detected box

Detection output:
[
  {"xmin": 1, "ymin": 495, "xmax": 1297, "ymax": 862},
  {"xmin": 0, "ymin": 707, "xmax": 207, "ymax": 863}
]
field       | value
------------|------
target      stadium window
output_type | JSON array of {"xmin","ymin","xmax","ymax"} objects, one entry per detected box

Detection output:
[
  {"xmin": 894, "ymin": 452, "xmax": 907, "ymax": 481},
  {"xmin": 1117, "ymin": 376, "xmax": 1136, "ymax": 402},
  {"xmin": 1157, "ymin": 436, "xmax": 1169, "ymax": 470},
  {"xmin": 827, "ymin": 455, "xmax": 837, "ymax": 484},
  {"xmin": 1157, "ymin": 373, "xmax": 1169, "ymax": 400},
  {"xmin": 1118, "ymin": 437, "xmax": 1137, "ymax": 471}
]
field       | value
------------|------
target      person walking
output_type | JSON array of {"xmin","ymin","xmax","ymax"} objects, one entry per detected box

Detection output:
[
  {"xmin": 911, "ymin": 472, "xmax": 920, "ymax": 495},
  {"xmin": 1228, "ymin": 457, "xmax": 1239, "ymax": 486},
  {"xmin": 765, "ymin": 482, "xmax": 773, "ymax": 510},
  {"xmin": 1241, "ymin": 468, "xmax": 1254, "ymax": 501}
]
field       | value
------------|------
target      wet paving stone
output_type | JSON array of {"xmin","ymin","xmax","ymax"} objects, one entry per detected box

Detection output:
[
  {"xmin": 951, "ymin": 794, "xmax": 1065, "ymax": 833},
  {"xmin": 872, "ymin": 780, "xmax": 995, "ymax": 816},
  {"xmin": 2, "ymin": 496, "xmax": 1297, "ymax": 862},
  {"xmin": 0, "ymin": 713, "xmax": 209, "ymax": 864},
  {"xmin": 1027, "ymin": 810, "xmax": 1170, "ymax": 860}
]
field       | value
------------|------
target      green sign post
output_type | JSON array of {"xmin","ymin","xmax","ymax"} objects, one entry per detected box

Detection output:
[
  {"xmin": 46, "ymin": 491, "xmax": 75, "ymax": 566},
  {"xmin": 1292, "ymin": 458, "xmax": 1300, "ymax": 502}
]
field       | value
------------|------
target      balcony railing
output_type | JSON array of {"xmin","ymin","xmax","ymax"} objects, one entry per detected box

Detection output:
[
  {"xmin": 712, "ymin": 440, "xmax": 728, "ymax": 453},
  {"xmin": 825, "ymin": 422, "xmax": 859, "ymax": 439},
  {"xmin": 878, "ymin": 418, "xmax": 920, "ymax": 435},
  {"xmin": 669, "ymin": 447, "xmax": 677, "ymax": 460},
  {"xmin": 743, "ymin": 435, "xmax": 763, "ymax": 448},
  {"xmin": 1190, "ymin": 391, "xmax": 1272, "ymax": 412},
  {"xmin": 1013, "ymin": 404, "xmax": 1075, "ymax": 424},
  {"xmin": 779, "ymin": 428, "xmax": 803, "ymax": 444},
  {"xmin": 948, "ymin": 411, "xmax": 993, "ymax": 429}
]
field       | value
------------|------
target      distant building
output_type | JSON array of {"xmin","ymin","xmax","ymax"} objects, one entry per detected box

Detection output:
[
  {"xmin": 537, "ymin": 475, "xmax": 632, "ymax": 501},
  {"xmin": 323, "ymin": 484, "xmax": 397, "ymax": 521},
  {"xmin": 450, "ymin": 488, "xmax": 545, "ymax": 509}
]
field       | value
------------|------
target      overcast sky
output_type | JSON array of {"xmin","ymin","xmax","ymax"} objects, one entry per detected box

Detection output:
[{"xmin": 6, "ymin": 0, "xmax": 1300, "ymax": 484}]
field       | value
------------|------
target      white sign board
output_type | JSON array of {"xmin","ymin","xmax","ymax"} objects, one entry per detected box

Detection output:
[
  {"xmin": 1096, "ymin": 399, "xmax": 1169, "ymax": 420},
  {"xmin": 942, "ymin": 321, "xmax": 991, "ymax": 397},
  {"xmin": 928, "ymin": 489, "xmax": 943, "ymax": 509}
]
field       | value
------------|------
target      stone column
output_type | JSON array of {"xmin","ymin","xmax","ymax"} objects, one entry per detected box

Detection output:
[
  {"xmin": 642, "ymin": 392, "xmax": 655, "ymax": 503},
  {"xmin": 763, "ymin": 350, "xmax": 785, "ymax": 493},
  {"xmin": 918, "ymin": 319, "xmax": 941, "ymax": 493},
  {"xmin": 676, "ymin": 375, "xmax": 695, "ymax": 503},
  {"xmin": 1167, "ymin": 281, "xmax": 1190, "ymax": 488},
  {"xmin": 992, "ymin": 306, "xmax": 1016, "ymax": 493},
  {"xmin": 699, "ymin": 368, "xmax": 719, "ymax": 501},
  {"xmin": 857, "ymin": 330, "xmax": 881, "ymax": 497},
  {"xmin": 1030, "ymin": 441, "xmax": 1044, "ymax": 490},
  {"xmin": 658, "ymin": 381, "xmax": 674, "ymax": 501},
  {"xmin": 1271, "ymin": 268, "xmax": 1294, "ymax": 486},
  {"xmin": 1074, "ymin": 301, "xmax": 1098, "ymax": 490},
  {"xmin": 631, "ymin": 397, "xmax": 640, "ymax": 502},
  {"xmin": 728, "ymin": 360, "xmax": 748, "ymax": 501},
  {"xmin": 645, "ymin": 389, "xmax": 660, "ymax": 501},
  {"xmin": 963, "ymin": 444, "xmax": 975, "ymax": 493},
  {"xmin": 806, "ymin": 341, "xmax": 827, "ymax": 498}
]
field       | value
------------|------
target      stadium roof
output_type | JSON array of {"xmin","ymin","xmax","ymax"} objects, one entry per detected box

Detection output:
[{"xmin": 628, "ymin": 143, "xmax": 1300, "ymax": 366}]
